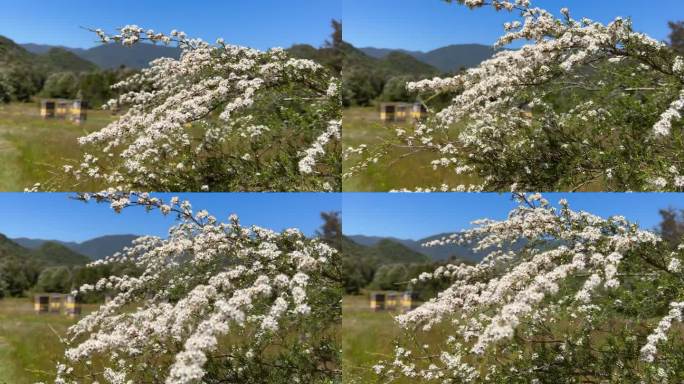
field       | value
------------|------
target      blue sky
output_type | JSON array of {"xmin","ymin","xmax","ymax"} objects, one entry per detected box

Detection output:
[
  {"xmin": 1, "ymin": 193, "xmax": 681, "ymax": 243},
  {"xmin": 0, "ymin": 0, "xmax": 340, "ymax": 49},
  {"xmin": 0, "ymin": 193, "xmax": 340, "ymax": 242},
  {"xmin": 344, "ymin": 0, "xmax": 684, "ymax": 51},
  {"xmin": 343, "ymin": 193, "xmax": 684, "ymax": 240}
]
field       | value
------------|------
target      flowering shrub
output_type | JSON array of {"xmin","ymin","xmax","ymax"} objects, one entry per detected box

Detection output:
[
  {"xmin": 51, "ymin": 192, "xmax": 341, "ymax": 384},
  {"xmin": 345, "ymin": 0, "xmax": 684, "ymax": 191},
  {"xmin": 373, "ymin": 193, "xmax": 684, "ymax": 383},
  {"xmin": 64, "ymin": 26, "xmax": 341, "ymax": 192}
]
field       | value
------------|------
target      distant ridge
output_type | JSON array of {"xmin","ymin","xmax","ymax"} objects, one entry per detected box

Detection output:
[
  {"xmin": 359, "ymin": 43, "xmax": 499, "ymax": 72},
  {"xmin": 22, "ymin": 42, "xmax": 181, "ymax": 69},
  {"xmin": 347, "ymin": 233, "xmax": 532, "ymax": 263},
  {"xmin": 347, "ymin": 233, "xmax": 484, "ymax": 262},
  {"xmin": 0, "ymin": 35, "xmax": 97, "ymax": 73},
  {"xmin": 341, "ymin": 235, "xmax": 430, "ymax": 266},
  {"xmin": 0, "ymin": 234, "xmax": 89, "ymax": 267},
  {"xmin": 343, "ymin": 41, "xmax": 439, "ymax": 76},
  {"xmin": 20, "ymin": 43, "xmax": 81, "ymax": 55},
  {"xmin": 13, "ymin": 234, "xmax": 139, "ymax": 260}
]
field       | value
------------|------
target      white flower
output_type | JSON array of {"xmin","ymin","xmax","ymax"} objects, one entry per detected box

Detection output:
[
  {"xmin": 668, "ymin": 257, "xmax": 681, "ymax": 273},
  {"xmin": 54, "ymin": 192, "xmax": 337, "ymax": 384}
]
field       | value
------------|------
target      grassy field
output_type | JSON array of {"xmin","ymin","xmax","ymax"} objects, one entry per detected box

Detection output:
[
  {"xmin": 0, "ymin": 294, "xmax": 384, "ymax": 384},
  {"xmin": 0, "ymin": 102, "xmax": 113, "ymax": 191},
  {"xmin": 0, "ymin": 298, "xmax": 98, "ymax": 384},
  {"xmin": 342, "ymin": 106, "xmax": 479, "ymax": 192},
  {"xmin": 343, "ymin": 294, "xmax": 447, "ymax": 384},
  {"xmin": 343, "ymin": 294, "xmax": 400, "ymax": 383}
]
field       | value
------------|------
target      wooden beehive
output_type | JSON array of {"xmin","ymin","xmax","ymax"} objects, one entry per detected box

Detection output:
[
  {"xmin": 411, "ymin": 103, "xmax": 427, "ymax": 120},
  {"xmin": 380, "ymin": 102, "xmax": 424, "ymax": 122},
  {"xmin": 40, "ymin": 100, "xmax": 55, "ymax": 118},
  {"xmin": 69, "ymin": 100, "xmax": 87, "ymax": 123},
  {"xmin": 64, "ymin": 294, "xmax": 81, "ymax": 317},
  {"xmin": 49, "ymin": 293, "xmax": 64, "ymax": 313},
  {"xmin": 369, "ymin": 292, "xmax": 386, "ymax": 311},
  {"xmin": 401, "ymin": 291, "xmax": 420, "ymax": 313},
  {"xmin": 379, "ymin": 103, "xmax": 395, "ymax": 121},
  {"xmin": 39, "ymin": 99, "xmax": 87, "ymax": 123},
  {"xmin": 385, "ymin": 292, "xmax": 399, "ymax": 310},
  {"xmin": 34, "ymin": 294, "xmax": 50, "ymax": 313}
]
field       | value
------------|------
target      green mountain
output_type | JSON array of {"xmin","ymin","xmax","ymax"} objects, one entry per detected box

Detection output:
[
  {"xmin": 0, "ymin": 234, "xmax": 33, "ymax": 259},
  {"xmin": 347, "ymin": 233, "xmax": 477, "ymax": 261},
  {"xmin": 22, "ymin": 42, "xmax": 181, "ymax": 70},
  {"xmin": 0, "ymin": 35, "xmax": 34, "ymax": 68},
  {"xmin": 287, "ymin": 43, "xmax": 341, "ymax": 74},
  {"xmin": 0, "ymin": 235, "xmax": 89, "ymax": 267},
  {"xmin": 379, "ymin": 51, "xmax": 440, "ymax": 75},
  {"xmin": 348, "ymin": 233, "xmax": 530, "ymax": 263},
  {"xmin": 340, "ymin": 41, "xmax": 441, "ymax": 105},
  {"xmin": 343, "ymin": 42, "xmax": 439, "ymax": 77},
  {"xmin": 287, "ymin": 44, "xmax": 322, "ymax": 60},
  {"xmin": 342, "ymin": 235, "xmax": 430, "ymax": 266},
  {"xmin": 32, "ymin": 242, "xmax": 91, "ymax": 266},
  {"xmin": 79, "ymin": 43, "xmax": 180, "ymax": 69},
  {"xmin": 359, "ymin": 43, "xmax": 499, "ymax": 72},
  {"xmin": 1, "ymin": 36, "xmax": 97, "ymax": 73},
  {"xmin": 13, "ymin": 234, "xmax": 138, "ymax": 260},
  {"xmin": 38, "ymin": 47, "xmax": 98, "ymax": 72},
  {"xmin": 73, "ymin": 235, "xmax": 138, "ymax": 259},
  {"xmin": 341, "ymin": 235, "xmax": 448, "ymax": 294},
  {"xmin": 0, "ymin": 234, "xmax": 93, "ymax": 297},
  {"xmin": 0, "ymin": 234, "xmax": 41, "ymax": 296},
  {"xmin": 22, "ymin": 40, "xmax": 332, "ymax": 72}
]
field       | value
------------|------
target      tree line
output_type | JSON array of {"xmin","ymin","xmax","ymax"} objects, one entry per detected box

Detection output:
[
  {"xmin": 0, "ymin": 256, "xmax": 139, "ymax": 302},
  {"xmin": 0, "ymin": 67, "xmax": 135, "ymax": 107}
]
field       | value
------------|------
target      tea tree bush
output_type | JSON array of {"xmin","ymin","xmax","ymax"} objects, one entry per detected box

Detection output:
[
  {"xmin": 374, "ymin": 193, "xmax": 684, "ymax": 383},
  {"xmin": 50, "ymin": 192, "xmax": 341, "ymax": 384},
  {"xmin": 62, "ymin": 27, "xmax": 341, "ymax": 192},
  {"xmin": 346, "ymin": 0, "xmax": 684, "ymax": 192}
]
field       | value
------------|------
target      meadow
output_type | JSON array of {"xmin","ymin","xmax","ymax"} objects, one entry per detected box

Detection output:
[
  {"xmin": 0, "ymin": 102, "xmax": 113, "ymax": 191},
  {"xmin": 343, "ymin": 294, "xmax": 445, "ymax": 384},
  {"xmin": 0, "ymin": 298, "xmax": 97, "ymax": 384},
  {"xmin": 343, "ymin": 294, "xmax": 400, "ymax": 383},
  {"xmin": 342, "ymin": 106, "xmax": 479, "ymax": 191},
  {"xmin": 342, "ymin": 292, "xmax": 684, "ymax": 383}
]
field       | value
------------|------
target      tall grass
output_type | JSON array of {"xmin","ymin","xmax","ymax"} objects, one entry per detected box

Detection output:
[
  {"xmin": 343, "ymin": 295, "xmax": 449, "ymax": 384},
  {"xmin": 0, "ymin": 298, "xmax": 99, "ymax": 384},
  {"xmin": 342, "ymin": 106, "xmax": 479, "ymax": 191},
  {"xmin": 0, "ymin": 102, "xmax": 113, "ymax": 191}
]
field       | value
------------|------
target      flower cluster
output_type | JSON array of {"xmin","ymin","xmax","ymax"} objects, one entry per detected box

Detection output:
[
  {"xmin": 346, "ymin": 1, "xmax": 684, "ymax": 191},
  {"xmin": 52, "ymin": 192, "xmax": 340, "ymax": 384},
  {"xmin": 375, "ymin": 193, "xmax": 684, "ymax": 382},
  {"xmin": 66, "ymin": 27, "xmax": 341, "ymax": 192},
  {"xmin": 299, "ymin": 119, "xmax": 341, "ymax": 177}
]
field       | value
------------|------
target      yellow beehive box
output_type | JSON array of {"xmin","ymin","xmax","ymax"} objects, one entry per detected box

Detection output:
[
  {"xmin": 65, "ymin": 294, "xmax": 82, "ymax": 317},
  {"xmin": 386, "ymin": 292, "xmax": 398, "ymax": 310},
  {"xmin": 401, "ymin": 291, "xmax": 420, "ymax": 313},
  {"xmin": 369, "ymin": 292, "xmax": 386, "ymax": 311},
  {"xmin": 34, "ymin": 294, "xmax": 49, "ymax": 313}
]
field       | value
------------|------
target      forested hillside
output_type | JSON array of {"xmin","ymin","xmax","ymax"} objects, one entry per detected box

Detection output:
[
  {"xmin": 0, "ymin": 233, "xmax": 136, "ymax": 300},
  {"xmin": 341, "ymin": 235, "xmax": 466, "ymax": 297},
  {"xmin": 341, "ymin": 41, "xmax": 440, "ymax": 106},
  {"xmin": 360, "ymin": 43, "xmax": 498, "ymax": 72}
]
